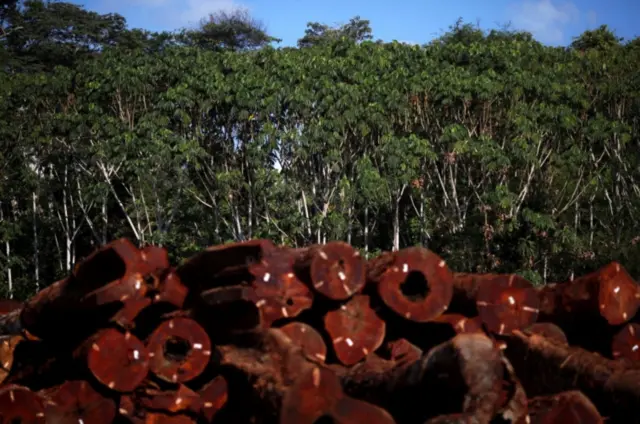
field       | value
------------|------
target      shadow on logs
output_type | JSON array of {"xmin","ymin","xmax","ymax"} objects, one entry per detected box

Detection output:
[
  {"xmin": 537, "ymin": 261, "xmax": 640, "ymax": 356},
  {"xmin": 502, "ymin": 330, "xmax": 640, "ymax": 423}
]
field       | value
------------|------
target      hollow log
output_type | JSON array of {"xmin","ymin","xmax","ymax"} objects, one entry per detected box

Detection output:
[
  {"xmin": 366, "ymin": 247, "xmax": 453, "ymax": 323},
  {"xmin": 146, "ymin": 317, "xmax": 212, "ymax": 383},
  {"xmin": 249, "ymin": 248, "xmax": 314, "ymax": 326},
  {"xmin": 502, "ymin": 329, "xmax": 640, "ymax": 423}
]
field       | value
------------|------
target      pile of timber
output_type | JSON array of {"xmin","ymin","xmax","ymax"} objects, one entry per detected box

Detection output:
[{"xmin": 0, "ymin": 238, "xmax": 639, "ymax": 423}]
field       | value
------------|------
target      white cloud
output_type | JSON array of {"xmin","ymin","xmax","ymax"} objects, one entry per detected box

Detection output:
[
  {"xmin": 507, "ymin": 0, "xmax": 580, "ymax": 44},
  {"xmin": 100, "ymin": 0, "xmax": 246, "ymax": 29},
  {"xmin": 179, "ymin": 0, "xmax": 240, "ymax": 27}
]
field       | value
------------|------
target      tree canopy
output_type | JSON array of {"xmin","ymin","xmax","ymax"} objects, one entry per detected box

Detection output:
[{"xmin": 1, "ymin": 1, "xmax": 639, "ymax": 300}]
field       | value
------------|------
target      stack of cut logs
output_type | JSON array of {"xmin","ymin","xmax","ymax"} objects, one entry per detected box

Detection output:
[{"xmin": 0, "ymin": 239, "xmax": 639, "ymax": 423}]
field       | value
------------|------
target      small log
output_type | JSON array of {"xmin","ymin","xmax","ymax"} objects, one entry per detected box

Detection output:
[
  {"xmin": 146, "ymin": 317, "xmax": 212, "ymax": 383},
  {"xmin": 475, "ymin": 274, "xmax": 540, "ymax": 335},
  {"xmin": 250, "ymin": 248, "xmax": 314, "ymax": 326},
  {"xmin": 42, "ymin": 379, "xmax": 116, "ymax": 424},
  {"xmin": 279, "ymin": 322, "xmax": 328, "ymax": 363},
  {"xmin": 611, "ymin": 323, "xmax": 640, "ymax": 362},
  {"xmin": 292, "ymin": 242, "xmax": 366, "ymax": 300},
  {"xmin": 0, "ymin": 384, "xmax": 46, "ymax": 422},
  {"xmin": 527, "ymin": 391, "xmax": 603, "ymax": 424},
  {"xmin": 503, "ymin": 329, "xmax": 640, "ymax": 423},
  {"xmin": 367, "ymin": 247, "xmax": 453, "ymax": 322},
  {"xmin": 0, "ymin": 335, "xmax": 24, "ymax": 383},
  {"xmin": 87, "ymin": 328, "xmax": 150, "ymax": 392},
  {"xmin": 198, "ymin": 375, "xmax": 228, "ymax": 421},
  {"xmin": 324, "ymin": 294, "xmax": 386, "ymax": 366}
]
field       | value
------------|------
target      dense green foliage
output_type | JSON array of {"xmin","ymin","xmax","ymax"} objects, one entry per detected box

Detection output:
[{"xmin": 1, "ymin": 1, "xmax": 640, "ymax": 299}]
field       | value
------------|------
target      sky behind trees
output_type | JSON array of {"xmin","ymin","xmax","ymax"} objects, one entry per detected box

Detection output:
[{"xmin": 80, "ymin": 0, "xmax": 638, "ymax": 46}]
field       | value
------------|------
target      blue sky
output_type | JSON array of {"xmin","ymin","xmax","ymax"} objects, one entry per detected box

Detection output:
[{"xmin": 82, "ymin": 0, "xmax": 638, "ymax": 47}]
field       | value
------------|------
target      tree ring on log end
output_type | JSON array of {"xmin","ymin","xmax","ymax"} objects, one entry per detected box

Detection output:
[
  {"xmin": 0, "ymin": 384, "xmax": 46, "ymax": 423},
  {"xmin": 250, "ymin": 251, "xmax": 313, "ymax": 326},
  {"xmin": 199, "ymin": 375, "xmax": 229, "ymax": 422},
  {"xmin": 433, "ymin": 314, "xmax": 485, "ymax": 334},
  {"xmin": 280, "ymin": 366, "xmax": 343, "ymax": 423},
  {"xmin": 280, "ymin": 322, "xmax": 328, "ymax": 363},
  {"xmin": 611, "ymin": 323, "xmax": 640, "ymax": 362},
  {"xmin": 377, "ymin": 247, "xmax": 453, "ymax": 322},
  {"xmin": 147, "ymin": 317, "xmax": 212, "ymax": 383},
  {"xmin": 87, "ymin": 328, "xmax": 150, "ymax": 392},
  {"xmin": 476, "ymin": 274, "xmax": 540, "ymax": 335},
  {"xmin": 309, "ymin": 242, "xmax": 366, "ymax": 300},
  {"xmin": 43, "ymin": 380, "xmax": 116, "ymax": 424},
  {"xmin": 324, "ymin": 294, "xmax": 385, "ymax": 366},
  {"xmin": 597, "ymin": 262, "xmax": 640, "ymax": 325}
]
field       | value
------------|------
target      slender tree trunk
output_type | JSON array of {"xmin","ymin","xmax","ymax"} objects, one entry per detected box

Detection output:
[
  {"xmin": 364, "ymin": 206, "xmax": 369, "ymax": 258},
  {"xmin": 393, "ymin": 201, "xmax": 400, "ymax": 252},
  {"xmin": 32, "ymin": 192, "xmax": 40, "ymax": 292},
  {"xmin": 0, "ymin": 205, "xmax": 13, "ymax": 299}
]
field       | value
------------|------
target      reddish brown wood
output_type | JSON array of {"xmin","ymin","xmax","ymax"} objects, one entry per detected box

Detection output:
[
  {"xmin": 146, "ymin": 317, "xmax": 212, "ymax": 383},
  {"xmin": 538, "ymin": 262, "xmax": 640, "ymax": 327},
  {"xmin": 145, "ymin": 412, "xmax": 196, "ymax": 424},
  {"xmin": 42, "ymin": 380, "xmax": 116, "ymax": 423},
  {"xmin": 279, "ymin": 321, "xmax": 328, "ymax": 363},
  {"xmin": 385, "ymin": 338, "xmax": 422, "ymax": 366},
  {"xmin": 432, "ymin": 314, "xmax": 485, "ymax": 334},
  {"xmin": 0, "ymin": 335, "xmax": 23, "ymax": 383},
  {"xmin": 527, "ymin": 391, "xmax": 603, "ymax": 424},
  {"xmin": 475, "ymin": 274, "xmax": 540, "ymax": 335},
  {"xmin": 0, "ymin": 384, "xmax": 46, "ymax": 422},
  {"xmin": 503, "ymin": 330, "xmax": 640, "ymax": 422},
  {"xmin": 280, "ymin": 366, "xmax": 344, "ymax": 423},
  {"xmin": 198, "ymin": 375, "xmax": 228, "ymax": 422},
  {"xmin": 176, "ymin": 239, "xmax": 276, "ymax": 290},
  {"xmin": 324, "ymin": 294, "xmax": 386, "ymax": 366},
  {"xmin": 137, "ymin": 383, "xmax": 201, "ymax": 414},
  {"xmin": 525, "ymin": 323, "xmax": 568, "ymax": 346},
  {"xmin": 293, "ymin": 242, "xmax": 367, "ymax": 300},
  {"xmin": 611, "ymin": 323, "xmax": 640, "ymax": 361},
  {"xmin": 367, "ymin": 247, "xmax": 454, "ymax": 322},
  {"xmin": 341, "ymin": 333, "xmax": 505, "ymax": 424},
  {"xmin": 249, "ymin": 249, "xmax": 314, "ymax": 326},
  {"xmin": 281, "ymin": 365, "xmax": 395, "ymax": 424},
  {"xmin": 0, "ymin": 299, "xmax": 23, "ymax": 314},
  {"xmin": 87, "ymin": 328, "xmax": 150, "ymax": 392}
]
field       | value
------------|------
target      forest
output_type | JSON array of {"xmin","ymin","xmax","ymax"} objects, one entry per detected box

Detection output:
[{"xmin": 1, "ymin": 0, "xmax": 639, "ymax": 300}]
